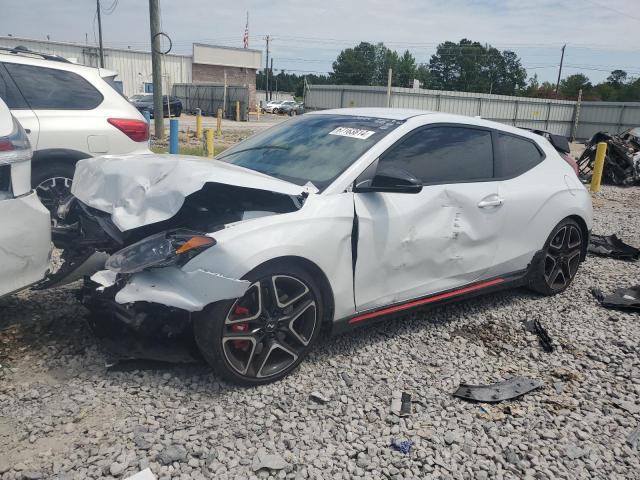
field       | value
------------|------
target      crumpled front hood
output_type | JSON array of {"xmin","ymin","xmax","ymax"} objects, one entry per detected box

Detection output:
[{"xmin": 72, "ymin": 154, "xmax": 313, "ymax": 232}]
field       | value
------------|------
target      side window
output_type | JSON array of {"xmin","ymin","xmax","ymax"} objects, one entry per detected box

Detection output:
[
  {"xmin": 379, "ymin": 126, "xmax": 493, "ymax": 184},
  {"xmin": 0, "ymin": 64, "xmax": 28, "ymax": 109},
  {"xmin": 4, "ymin": 63, "xmax": 103, "ymax": 110},
  {"xmin": 494, "ymin": 133, "xmax": 544, "ymax": 178}
]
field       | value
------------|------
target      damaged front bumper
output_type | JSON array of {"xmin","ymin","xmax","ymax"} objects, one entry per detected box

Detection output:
[{"xmin": 92, "ymin": 265, "xmax": 250, "ymax": 312}]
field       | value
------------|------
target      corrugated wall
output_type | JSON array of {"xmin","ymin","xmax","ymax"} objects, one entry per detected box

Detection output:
[
  {"xmin": 305, "ymin": 84, "xmax": 640, "ymax": 139},
  {"xmin": 0, "ymin": 37, "xmax": 191, "ymax": 97}
]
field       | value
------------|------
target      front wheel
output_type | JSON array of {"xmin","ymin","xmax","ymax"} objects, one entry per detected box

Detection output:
[
  {"xmin": 194, "ymin": 261, "xmax": 323, "ymax": 385},
  {"xmin": 528, "ymin": 218, "xmax": 584, "ymax": 295}
]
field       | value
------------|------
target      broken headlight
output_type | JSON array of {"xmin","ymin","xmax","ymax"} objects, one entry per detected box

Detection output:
[{"xmin": 105, "ymin": 230, "xmax": 216, "ymax": 274}]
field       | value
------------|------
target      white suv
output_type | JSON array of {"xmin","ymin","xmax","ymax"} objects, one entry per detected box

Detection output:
[
  {"xmin": 0, "ymin": 97, "xmax": 51, "ymax": 298},
  {"xmin": 0, "ymin": 47, "xmax": 151, "ymax": 223}
]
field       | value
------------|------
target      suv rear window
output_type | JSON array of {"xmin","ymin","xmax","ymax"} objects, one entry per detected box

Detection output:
[{"xmin": 4, "ymin": 63, "xmax": 103, "ymax": 110}]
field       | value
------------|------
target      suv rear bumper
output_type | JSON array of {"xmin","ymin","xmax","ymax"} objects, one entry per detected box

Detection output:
[{"xmin": 0, "ymin": 191, "xmax": 51, "ymax": 297}]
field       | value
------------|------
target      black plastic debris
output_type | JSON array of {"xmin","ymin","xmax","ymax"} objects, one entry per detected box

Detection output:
[
  {"xmin": 591, "ymin": 285, "xmax": 640, "ymax": 311},
  {"xmin": 453, "ymin": 376, "xmax": 544, "ymax": 403},
  {"xmin": 390, "ymin": 439, "xmax": 413, "ymax": 455},
  {"xmin": 532, "ymin": 319, "xmax": 555, "ymax": 353},
  {"xmin": 391, "ymin": 391, "xmax": 412, "ymax": 416},
  {"xmin": 589, "ymin": 234, "xmax": 640, "ymax": 261}
]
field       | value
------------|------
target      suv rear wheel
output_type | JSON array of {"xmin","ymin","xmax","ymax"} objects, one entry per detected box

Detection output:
[{"xmin": 32, "ymin": 161, "xmax": 75, "ymax": 226}]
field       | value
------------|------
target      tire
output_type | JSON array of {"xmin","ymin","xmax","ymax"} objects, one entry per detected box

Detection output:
[
  {"xmin": 32, "ymin": 161, "xmax": 77, "ymax": 226},
  {"xmin": 289, "ymin": 110, "xmax": 297, "ymax": 117},
  {"xmin": 194, "ymin": 261, "xmax": 324, "ymax": 385},
  {"xmin": 273, "ymin": 108, "xmax": 279, "ymax": 114},
  {"xmin": 528, "ymin": 218, "xmax": 585, "ymax": 296}
]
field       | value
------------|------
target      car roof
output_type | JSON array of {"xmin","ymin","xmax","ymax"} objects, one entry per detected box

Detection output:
[
  {"xmin": 308, "ymin": 108, "xmax": 545, "ymax": 140},
  {"xmin": 0, "ymin": 50, "xmax": 110, "ymax": 76},
  {"xmin": 309, "ymin": 108, "xmax": 433, "ymax": 120}
]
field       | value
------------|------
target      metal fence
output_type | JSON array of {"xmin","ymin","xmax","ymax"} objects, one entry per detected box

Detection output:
[
  {"xmin": 304, "ymin": 85, "xmax": 640, "ymax": 140},
  {"xmin": 172, "ymin": 83, "xmax": 249, "ymax": 120}
]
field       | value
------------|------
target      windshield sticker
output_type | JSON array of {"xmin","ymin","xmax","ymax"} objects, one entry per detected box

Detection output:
[{"xmin": 329, "ymin": 127, "xmax": 376, "ymax": 140}]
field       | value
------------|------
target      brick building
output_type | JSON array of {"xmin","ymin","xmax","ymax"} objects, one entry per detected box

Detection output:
[{"xmin": 192, "ymin": 44, "xmax": 262, "ymax": 109}]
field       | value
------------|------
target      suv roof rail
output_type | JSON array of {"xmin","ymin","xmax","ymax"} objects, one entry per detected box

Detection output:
[{"xmin": 0, "ymin": 46, "xmax": 71, "ymax": 63}]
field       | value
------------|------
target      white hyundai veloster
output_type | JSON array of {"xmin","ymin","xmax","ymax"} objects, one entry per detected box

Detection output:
[{"xmin": 52, "ymin": 108, "xmax": 592, "ymax": 384}]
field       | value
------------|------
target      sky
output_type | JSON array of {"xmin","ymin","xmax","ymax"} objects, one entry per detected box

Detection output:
[{"xmin": 4, "ymin": 0, "xmax": 640, "ymax": 84}]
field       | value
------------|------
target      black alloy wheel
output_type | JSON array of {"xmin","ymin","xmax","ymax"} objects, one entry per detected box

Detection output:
[
  {"xmin": 195, "ymin": 262, "xmax": 322, "ymax": 385},
  {"xmin": 530, "ymin": 218, "xmax": 584, "ymax": 295},
  {"xmin": 544, "ymin": 223, "xmax": 582, "ymax": 290},
  {"xmin": 32, "ymin": 162, "xmax": 76, "ymax": 227}
]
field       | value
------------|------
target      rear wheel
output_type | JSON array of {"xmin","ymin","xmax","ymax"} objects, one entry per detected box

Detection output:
[
  {"xmin": 194, "ymin": 261, "xmax": 323, "ymax": 385},
  {"xmin": 529, "ymin": 218, "xmax": 584, "ymax": 295},
  {"xmin": 32, "ymin": 161, "xmax": 76, "ymax": 227},
  {"xmin": 289, "ymin": 110, "xmax": 297, "ymax": 117}
]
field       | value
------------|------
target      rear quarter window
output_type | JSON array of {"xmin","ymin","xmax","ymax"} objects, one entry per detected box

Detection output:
[
  {"xmin": 494, "ymin": 133, "xmax": 544, "ymax": 178},
  {"xmin": 4, "ymin": 63, "xmax": 103, "ymax": 110}
]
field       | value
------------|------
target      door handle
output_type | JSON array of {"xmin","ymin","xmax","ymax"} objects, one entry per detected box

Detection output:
[
  {"xmin": 24, "ymin": 128, "xmax": 31, "ymax": 134},
  {"xmin": 477, "ymin": 196, "xmax": 504, "ymax": 208}
]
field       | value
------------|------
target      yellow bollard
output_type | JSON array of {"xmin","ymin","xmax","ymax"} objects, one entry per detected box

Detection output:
[
  {"xmin": 205, "ymin": 128, "xmax": 214, "ymax": 158},
  {"xmin": 195, "ymin": 108, "xmax": 202, "ymax": 139},
  {"xmin": 216, "ymin": 108, "xmax": 222, "ymax": 136},
  {"xmin": 236, "ymin": 101, "xmax": 240, "ymax": 122},
  {"xmin": 590, "ymin": 142, "xmax": 607, "ymax": 193}
]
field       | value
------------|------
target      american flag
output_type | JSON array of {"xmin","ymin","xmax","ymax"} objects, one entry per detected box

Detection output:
[{"xmin": 243, "ymin": 12, "xmax": 249, "ymax": 48}]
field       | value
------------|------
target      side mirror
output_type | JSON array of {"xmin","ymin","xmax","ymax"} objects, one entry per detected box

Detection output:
[{"xmin": 354, "ymin": 166, "xmax": 423, "ymax": 194}]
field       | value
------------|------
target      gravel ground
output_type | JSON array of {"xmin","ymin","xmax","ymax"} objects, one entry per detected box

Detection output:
[{"xmin": 0, "ymin": 186, "xmax": 638, "ymax": 480}]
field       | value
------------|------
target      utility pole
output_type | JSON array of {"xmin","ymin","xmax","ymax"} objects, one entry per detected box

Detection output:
[
  {"xmin": 554, "ymin": 44, "xmax": 566, "ymax": 99},
  {"xmin": 149, "ymin": 0, "xmax": 163, "ymax": 139},
  {"xmin": 270, "ymin": 58, "xmax": 274, "ymax": 101},
  {"xmin": 264, "ymin": 35, "xmax": 270, "ymax": 102},
  {"xmin": 96, "ymin": 0, "xmax": 105, "ymax": 67},
  {"xmin": 386, "ymin": 68, "xmax": 393, "ymax": 108}
]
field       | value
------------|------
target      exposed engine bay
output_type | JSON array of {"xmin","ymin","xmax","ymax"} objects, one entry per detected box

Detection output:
[{"xmin": 40, "ymin": 155, "xmax": 308, "ymax": 364}]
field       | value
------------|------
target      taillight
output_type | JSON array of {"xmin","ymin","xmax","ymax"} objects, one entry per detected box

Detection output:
[
  {"xmin": 107, "ymin": 118, "xmax": 149, "ymax": 142},
  {"xmin": 0, "ymin": 117, "xmax": 31, "ymax": 163}
]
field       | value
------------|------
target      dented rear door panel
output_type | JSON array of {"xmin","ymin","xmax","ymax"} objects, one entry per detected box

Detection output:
[{"xmin": 353, "ymin": 182, "xmax": 505, "ymax": 312}]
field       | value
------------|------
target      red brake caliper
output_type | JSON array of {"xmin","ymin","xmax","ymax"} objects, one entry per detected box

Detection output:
[{"xmin": 231, "ymin": 306, "xmax": 250, "ymax": 351}]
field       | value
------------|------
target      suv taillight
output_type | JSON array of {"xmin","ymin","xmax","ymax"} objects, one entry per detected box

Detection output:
[
  {"xmin": 0, "ymin": 117, "xmax": 31, "ymax": 163},
  {"xmin": 107, "ymin": 118, "xmax": 149, "ymax": 142}
]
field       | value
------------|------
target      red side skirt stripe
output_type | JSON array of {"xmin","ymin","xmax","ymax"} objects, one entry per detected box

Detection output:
[{"xmin": 348, "ymin": 277, "xmax": 505, "ymax": 324}]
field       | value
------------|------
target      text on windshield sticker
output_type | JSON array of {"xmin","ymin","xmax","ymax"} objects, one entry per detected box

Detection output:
[{"xmin": 329, "ymin": 127, "xmax": 376, "ymax": 140}]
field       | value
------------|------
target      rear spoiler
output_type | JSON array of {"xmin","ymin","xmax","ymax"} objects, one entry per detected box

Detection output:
[{"xmin": 526, "ymin": 128, "xmax": 571, "ymax": 154}]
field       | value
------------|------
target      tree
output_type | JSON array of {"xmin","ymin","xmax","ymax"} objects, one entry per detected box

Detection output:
[
  {"xmin": 427, "ymin": 39, "xmax": 526, "ymax": 94},
  {"xmin": 331, "ymin": 42, "xmax": 378, "ymax": 85},
  {"xmin": 415, "ymin": 64, "xmax": 431, "ymax": 89},
  {"xmin": 559, "ymin": 73, "xmax": 592, "ymax": 99},
  {"xmin": 607, "ymin": 69, "xmax": 628, "ymax": 87},
  {"xmin": 396, "ymin": 50, "xmax": 417, "ymax": 87}
]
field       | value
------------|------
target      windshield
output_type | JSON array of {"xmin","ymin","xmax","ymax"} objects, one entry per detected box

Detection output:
[{"xmin": 216, "ymin": 114, "xmax": 404, "ymax": 190}]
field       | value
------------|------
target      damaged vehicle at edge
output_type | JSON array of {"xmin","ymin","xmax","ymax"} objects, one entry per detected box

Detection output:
[{"xmin": 49, "ymin": 108, "xmax": 593, "ymax": 385}]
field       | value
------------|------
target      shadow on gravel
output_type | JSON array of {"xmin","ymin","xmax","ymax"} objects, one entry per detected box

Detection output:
[{"xmin": 1, "ymin": 282, "xmax": 544, "ymax": 388}]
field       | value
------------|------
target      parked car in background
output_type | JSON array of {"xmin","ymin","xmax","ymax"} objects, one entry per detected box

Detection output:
[
  {"xmin": 130, "ymin": 94, "xmax": 182, "ymax": 118},
  {"xmin": 53, "ymin": 108, "xmax": 592, "ymax": 385},
  {"xmin": 278, "ymin": 101, "xmax": 304, "ymax": 116},
  {"xmin": 0, "ymin": 46, "xmax": 150, "ymax": 225},
  {"xmin": 262, "ymin": 100, "xmax": 283, "ymax": 113},
  {"xmin": 0, "ymin": 97, "xmax": 51, "ymax": 298}
]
